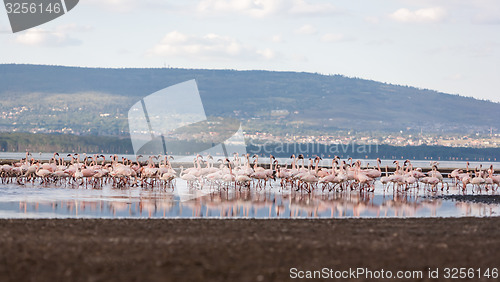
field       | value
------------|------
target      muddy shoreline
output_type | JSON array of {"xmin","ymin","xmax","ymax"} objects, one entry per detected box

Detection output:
[
  {"xmin": 1, "ymin": 218, "xmax": 499, "ymax": 281},
  {"xmin": 435, "ymin": 195, "xmax": 500, "ymax": 205}
]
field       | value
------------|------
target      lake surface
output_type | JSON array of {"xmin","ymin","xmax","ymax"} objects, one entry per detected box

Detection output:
[
  {"xmin": 2, "ymin": 155, "xmax": 499, "ymax": 219},
  {"xmin": 0, "ymin": 180, "xmax": 498, "ymax": 219}
]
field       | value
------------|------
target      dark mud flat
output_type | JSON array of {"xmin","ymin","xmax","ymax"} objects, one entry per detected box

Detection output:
[
  {"xmin": 436, "ymin": 195, "xmax": 500, "ymax": 205},
  {"xmin": 1, "ymin": 218, "xmax": 499, "ymax": 282}
]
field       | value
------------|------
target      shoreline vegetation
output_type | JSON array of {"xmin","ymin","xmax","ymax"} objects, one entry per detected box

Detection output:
[{"xmin": 0, "ymin": 132, "xmax": 498, "ymax": 161}]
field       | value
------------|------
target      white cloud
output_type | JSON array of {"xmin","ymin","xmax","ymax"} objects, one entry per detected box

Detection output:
[
  {"xmin": 425, "ymin": 42, "xmax": 498, "ymax": 58},
  {"xmin": 472, "ymin": 13, "xmax": 500, "ymax": 25},
  {"xmin": 0, "ymin": 25, "xmax": 10, "ymax": 33},
  {"xmin": 295, "ymin": 24, "xmax": 317, "ymax": 35},
  {"xmin": 290, "ymin": 53, "xmax": 308, "ymax": 62},
  {"xmin": 320, "ymin": 33, "xmax": 354, "ymax": 43},
  {"xmin": 149, "ymin": 31, "xmax": 276, "ymax": 60},
  {"xmin": 321, "ymin": 33, "xmax": 345, "ymax": 42},
  {"xmin": 466, "ymin": 1, "xmax": 500, "ymax": 24},
  {"xmin": 256, "ymin": 48, "xmax": 276, "ymax": 59},
  {"xmin": 271, "ymin": 34, "xmax": 284, "ymax": 43},
  {"xmin": 15, "ymin": 28, "xmax": 82, "ymax": 47},
  {"xmin": 85, "ymin": 0, "xmax": 174, "ymax": 12},
  {"xmin": 470, "ymin": 42, "xmax": 499, "ymax": 58},
  {"xmin": 196, "ymin": 0, "xmax": 338, "ymax": 18},
  {"xmin": 390, "ymin": 7, "xmax": 447, "ymax": 23},
  {"xmin": 85, "ymin": 0, "xmax": 138, "ymax": 12},
  {"xmin": 288, "ymin": 0, "xmax": 339, "ymax": 16},
  {"xmin": 366, "ymin": 38, "xmax": 394, "ymax": 46},
  {"xmin": 57, "ymin": 23, "xmax": 94, "ymax": 33},
  {"xmin": 445, "ymin": 73, "xmax": 465, "ymax": 81},
  {"xmin": 321, "ymin": 33, "xmax": 340, "ymax": 42},
  {"xmin": 364, "ymin": 16, "xmax": 380, "ymax": 24},
  {"xmin": 197, "ymin": 0, "xmax": 283, "ymax": 17}
]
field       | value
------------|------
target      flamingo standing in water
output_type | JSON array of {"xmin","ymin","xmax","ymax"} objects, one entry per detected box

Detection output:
[
  {"xmin": 459, "ymin": 172, "xmax": 471, "ymax": 192},
  {"xmin": 4, "ymin": 152, "xmax": 500, "ymax": 199},
  {"xmin": 299, "ymin": 165, "xmax": 318, "ymax": 193},
  {"xmin": 470, "ymin": 167, "xmax": 486, "ymax": 191},
  {"xmin": 180, "ymin": 166, "xmax": 198, "ymax": 187},
  {"xmin": 404, "ymin": 167, "xmax": 417, "ymax": 191},
  {"xmin": 251, "ymin": 165, "xmax": 268, "ymax": 189},
  {"xmin": 364, "ymin": 158, "xmax": 382, "ymax": 179},
  {"xmin": 236, "ymin": 173, "xmax": 252, "ymax": 188},
  {"xmin": 388, "ymin": 161, "xmax": 405, "ymax": 191},
  {"xmin": 488, "ymin": 165, "xmax": 500, "ymax": 189},
  {"xmin": 319, "ymin": 159, "xmax": 337, "ymax": 191},
  {"xmin": 354, "ymin": 161, "xmax": 374, "ymax": 191},
  {"xmin": 74, "ymin": 166, "xmax": 84, "ymax": 185},
  {"xmin": 35, "ymin": 165, "xmax": 52, "ymax": 184},
  {"xmin": 380, "ymin": 165, "xmax": 390, "ymax": 190},
  {"xmin": 221, "ymin": 159, "xmax": 236, "ymax": 188}
]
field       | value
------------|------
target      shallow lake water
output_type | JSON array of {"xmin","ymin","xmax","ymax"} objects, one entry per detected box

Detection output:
[
  {"xmin": 2, "ymin": 155, "xmax": 499, "ymax": 219},
  {"xmin": 0, "ymin": 179, "xmax": 498, "ymax": 219}
]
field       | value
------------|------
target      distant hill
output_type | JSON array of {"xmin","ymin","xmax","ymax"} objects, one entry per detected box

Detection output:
[{"xmin": 0, "ymin": 64, "xmax": 498, "ymax": 135}]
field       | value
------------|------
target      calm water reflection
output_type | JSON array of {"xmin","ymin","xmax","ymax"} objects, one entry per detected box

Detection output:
[{"xmin": 0, "ymin": 180, "xmax": 499, "ymax": 218}]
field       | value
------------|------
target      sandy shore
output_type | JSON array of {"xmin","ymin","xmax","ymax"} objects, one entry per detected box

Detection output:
[{"xmin": 1, "ymin": 218, "xmax": 499, "ymax": 281}]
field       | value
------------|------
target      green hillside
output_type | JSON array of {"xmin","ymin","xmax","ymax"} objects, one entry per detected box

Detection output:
[{"xmin": 0, "ymin": 64, "xmax": 498, "ymax": 135}]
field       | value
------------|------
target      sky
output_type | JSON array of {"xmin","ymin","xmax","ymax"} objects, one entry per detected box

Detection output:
[{"xmin": 0, "ymin": 0, "xmax": 499, "ymax": 102}]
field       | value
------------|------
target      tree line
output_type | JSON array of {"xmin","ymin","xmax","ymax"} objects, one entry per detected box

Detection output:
[{"xmin": 0, "ymin": 132, "xmax": 498, "ymax": 162}]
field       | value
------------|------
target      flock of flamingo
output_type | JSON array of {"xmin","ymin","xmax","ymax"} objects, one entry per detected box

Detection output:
[{"xmin": 1, "ymin": 152, "xmax": 499, "ymax": 194}]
